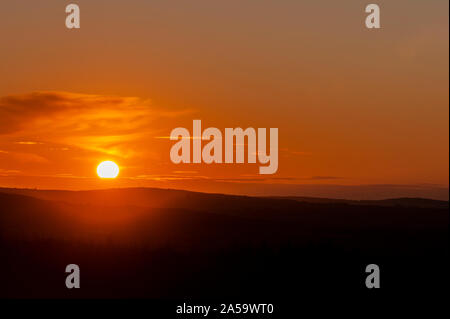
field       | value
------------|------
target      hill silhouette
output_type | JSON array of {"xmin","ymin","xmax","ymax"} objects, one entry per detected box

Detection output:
[{"xmin": 0, "ymin": 187, "xmax": 448, "ymax": 298}]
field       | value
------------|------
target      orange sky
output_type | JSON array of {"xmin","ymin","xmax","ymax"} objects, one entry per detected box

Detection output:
[{"xmin": 0, "ymin": 1, "xmax": 448, "ymax": 199}]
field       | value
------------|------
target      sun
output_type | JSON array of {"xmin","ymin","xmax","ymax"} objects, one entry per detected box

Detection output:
[{"xmin": 97, "ymin": 161, "xmax": 120, "ymax": 178}]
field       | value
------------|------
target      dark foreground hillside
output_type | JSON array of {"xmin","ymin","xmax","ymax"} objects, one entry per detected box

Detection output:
[{"xmin": 0, "ymin": 188, "xmax": 448, "ymax": 299}]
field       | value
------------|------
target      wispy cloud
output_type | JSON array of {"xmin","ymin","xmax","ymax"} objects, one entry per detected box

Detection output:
[
  {"xmin": 15, "ymin": 141, "xmax": 43, "ymax": 145},
  {"xmin": 0, "ymin": 91, "xmax": 189, "ymax": 159}
]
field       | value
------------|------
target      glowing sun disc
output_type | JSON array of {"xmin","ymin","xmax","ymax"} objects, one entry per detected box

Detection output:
[{"xmin": 97, "ymin": 161, "xmax": 119, "ymax": 178}]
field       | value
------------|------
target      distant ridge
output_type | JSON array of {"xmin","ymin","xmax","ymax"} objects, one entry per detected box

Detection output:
[
  {"xmin": 271, "ymin": 196, "xmax": 449, "ymax": 209},
  {"xmin": 0, "ymin": 186, "xmax": 447, "ymax": 209}
]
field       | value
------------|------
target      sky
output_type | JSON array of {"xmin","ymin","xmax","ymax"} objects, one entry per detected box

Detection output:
[{"xmin": 0, "ymin": 0, "xmax": 448, "ymax": 199}]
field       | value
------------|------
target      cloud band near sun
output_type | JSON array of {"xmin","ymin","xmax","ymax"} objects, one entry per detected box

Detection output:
[{"xmin": 0, "ymin": 91, "xmax": 191, "ymax": 177}]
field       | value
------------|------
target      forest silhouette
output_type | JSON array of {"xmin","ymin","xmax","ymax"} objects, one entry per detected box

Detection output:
[{"xmin": 0, "ymin": 187, "xmax": 448, "ymax": 298}]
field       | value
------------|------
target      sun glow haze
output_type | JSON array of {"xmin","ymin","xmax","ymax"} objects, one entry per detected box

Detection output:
[{"xmin": 97, "ymin": 161, "xmax": 120, "ymax": 179}]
